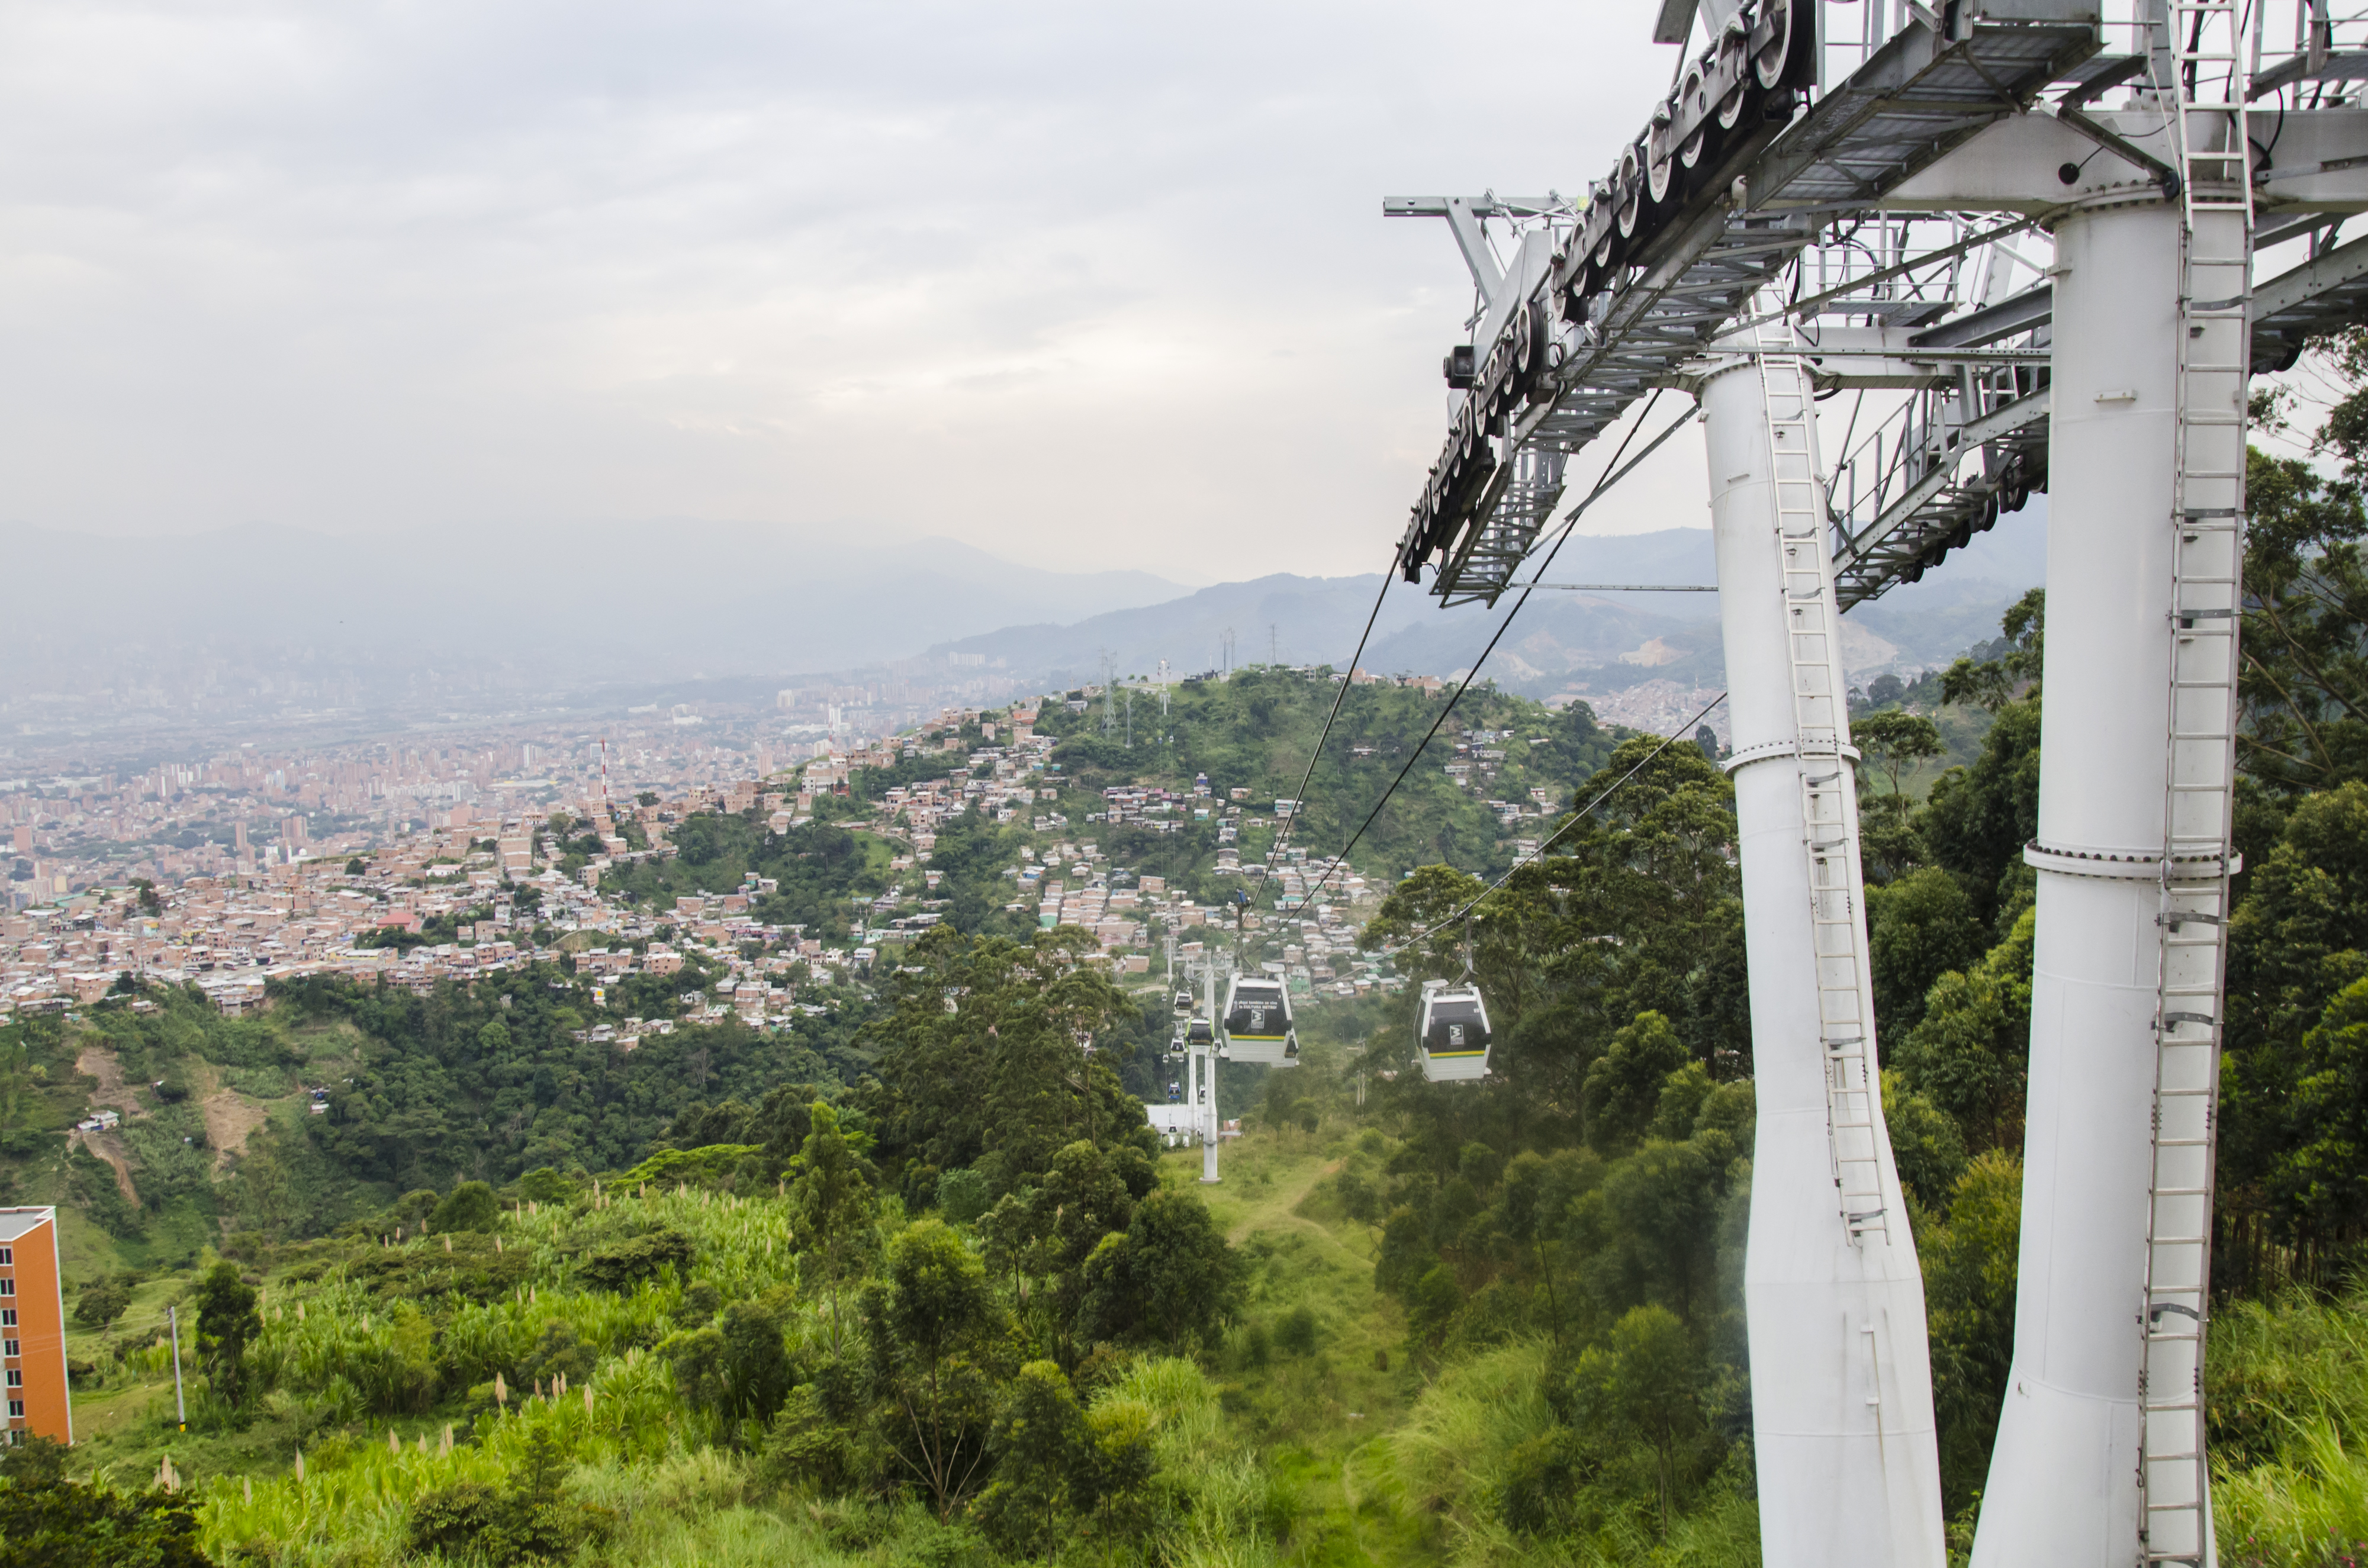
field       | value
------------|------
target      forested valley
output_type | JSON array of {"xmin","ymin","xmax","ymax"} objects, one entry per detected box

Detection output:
[{"xmin": 10, "ymin": 366, "xmax": 2368, "ymax": 1566}]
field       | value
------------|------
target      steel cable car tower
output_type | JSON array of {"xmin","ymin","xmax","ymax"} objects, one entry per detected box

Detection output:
[{"xmin": 1384, "ymin": 2, "xmax": 2368, "ymax": 1563}]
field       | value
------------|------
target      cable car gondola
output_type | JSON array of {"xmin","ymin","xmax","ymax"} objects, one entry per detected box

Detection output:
[
  {"xmin": 1184, "ymin": 1014, "xmax": 1215, "ymax": 1051},
  {"xmin": 1417, "ymin": 979, "xmax": 1492, "ymax": 1082},
  {"xmin": 1221, "ymin": 976, "xmax": 1299, "ymax": 1067}
]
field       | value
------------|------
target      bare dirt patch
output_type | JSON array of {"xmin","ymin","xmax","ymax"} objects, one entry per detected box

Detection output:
[
  {"xmin": 201, "ymin": 1089, "xmax": 271, "ymax": 1173},
  {"xmin": 73, "ymin": 1045, "xmax": 146, "ymax": 1115}
]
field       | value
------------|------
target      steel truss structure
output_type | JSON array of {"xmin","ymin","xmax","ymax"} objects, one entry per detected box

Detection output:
[{"xmin": 1393, "ymin": 0, "xmax": 2368, "ymax": 617}]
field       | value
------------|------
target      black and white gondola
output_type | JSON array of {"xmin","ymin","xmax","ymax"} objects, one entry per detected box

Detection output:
[
  {"xmin": 1416, "ymin": 978, "xmax": 1492, "ymax": 1083},
  {"xmin": 1220, "ymin": 975, "xmax": 1299, "ymax": 1067}
]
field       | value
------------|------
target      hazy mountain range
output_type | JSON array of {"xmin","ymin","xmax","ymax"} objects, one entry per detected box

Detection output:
[
  {"xmin": 929, "ymin": 503, "xmax": 2049, "ymax": 701},
  {"xmin": 0, "ymin": 503, "xmax": 2044, "ymax": 738},
  {"xmin": 0, "ymin": 520, "xmax": 1186, "ymax": 687}
]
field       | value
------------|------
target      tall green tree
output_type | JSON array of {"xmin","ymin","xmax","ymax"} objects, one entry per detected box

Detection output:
[
  {"xmin": 1921, "ymin": 1151, "xmax": 2023, "ymax": 1509},
  {"xmin": 973, "ymin": 1360, "xmax": 1083, "ymax": 1559},
  {"xmin": 2240, "ymin": 411, "xmax": 2368, "ymax": 792},
  {"xmin": 193, "ymin": 1260, "xmax": 260, "ymax": 1409},
  {"xmin": 1867, "ymin": 867, "xmax": 1987, "ymax": 1039},
  {"xmin": 1563, "ymin": 1304, "xmax": 1706, "ymax": 1535},
  {"xmin": 1077, "ymin": 1189, "xmax": 1243, "ymax": 1351},
  {"xmin": 862, "ymin": 928, "xmax": 1154, "ymax": 1193},
  {"xmin": 1893, "ymin": 908, "xmax": 2036, "ymax": 1152},
  {"xmin": 790, "ymin": 1100, "xmax": 875, "ymax": 1350},
  {"xmin": 1582, "ymin": 1012, "xmax": 1688, "ymax": 1154},
  {"xmin": 1036, "ymin": 1141, "xmax": 1135, "ymax": 1361},
  {"xmin": 879, "ymin": 1219, "xmax": 1007, "ymax": 1520},
  {"xmin": 2224, "ymin": 780, "xmax": 2368, "ymax": 1259}
]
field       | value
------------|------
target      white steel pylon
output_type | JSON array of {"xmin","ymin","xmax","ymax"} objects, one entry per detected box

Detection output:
[
  {"xmin": 1973, "ymin": 30, "xmax": 2252, "ymax": 1563},
  {"xmin": 1704, "ymin": 326, "xmax": 1943, "ymax": 1568}
]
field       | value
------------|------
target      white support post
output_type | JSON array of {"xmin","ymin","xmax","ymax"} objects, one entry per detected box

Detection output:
[
  {"xmin": 1970, "ymin": 190, "xmax": 2182, "ymax": 1568},
  {"xmin": 1201, "ymin": 964, "xmax": 1221, "ymax": 1184},
  {"xmin": 1701, "ymin": 340, "xmax": 1945, "ymax": 1568}
]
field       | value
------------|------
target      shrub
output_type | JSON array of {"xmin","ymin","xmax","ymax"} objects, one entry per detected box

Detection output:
[
  {"xmin": 1077, "ymin": 1189, "xmax": 1243, "ymax": 1350},
  {"xmin": 0, "ymin": 1444, "xmax": 215, "ymax": 1567},
  {"xmin": 663, "ymin": 1296, "xmax": 794, "ymax": 1425},
  {"xmin": 1275, "ymin": 1305, "xmax": 1320, "ymax": 1358},
  {"xmin": 404, "ymin": 1432, "xmax": 613, "ymax": 1566},
  {"xmin": 937, "ymin": 1166, "xmax": 992, "ymax": 1225},
  {"xmin": 580, "ymin": 1228, "xmax": 695, "ymax": 1290},
  {"xmin": 73, "ymin": 1276, "xmax": 133, "ymax": 1331},
  {"xmin": 429, "ymin": 1180, "xmax": 501, "ymax": 1234}
]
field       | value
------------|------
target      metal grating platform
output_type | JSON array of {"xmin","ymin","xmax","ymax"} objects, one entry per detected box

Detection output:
[
  {"xmin": 1827, "ymin": 234, "xmax": 2368, "ymax": 607},
  {"xmin": 1408, "ymin": 14, "xmax": 2100, "ymax": 607}
]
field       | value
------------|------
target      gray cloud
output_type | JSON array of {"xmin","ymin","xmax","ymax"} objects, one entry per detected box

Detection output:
[{"xmin": 0, "ymin": 1, "xmax": 1708, "ymax": 578}]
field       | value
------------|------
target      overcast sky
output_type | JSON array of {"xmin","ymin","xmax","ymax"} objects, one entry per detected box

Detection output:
[{"xmin": 0, "ymin": 0, "xmax": 1716, "ymax": 581}]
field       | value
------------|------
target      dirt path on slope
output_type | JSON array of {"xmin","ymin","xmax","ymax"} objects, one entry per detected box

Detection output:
[
  {"xmin": 1225, "ymin": 1152, "xmax": 1359, "ymax": 1255},
  {"xmin": 68, "ymin": 1044, "xmax": 147, "ymax": 1205},
  {"xmin": 69, "ymin": 1131, "xmax": 141, "ymax": 1206}
]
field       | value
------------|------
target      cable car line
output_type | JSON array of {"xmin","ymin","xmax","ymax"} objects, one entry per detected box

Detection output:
[
  {"xmin": 1254, "ymin": 569, "xmax": 1395, "ymax": 887},
  {"xmin": 1382, "ymin": 687, "xmax": 1729, "ymax": 961},
  {"xmin": 1296, "ymin": 395, "xmax": 1695, "ymax": 907}
]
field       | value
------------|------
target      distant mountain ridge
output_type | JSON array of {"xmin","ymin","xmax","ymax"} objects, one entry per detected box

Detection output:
[
  {"xmin": 0, "ymin": 506, "xmax": 2047, "ymax": 725},
  {"xmin": 931, "ymin": 508, "xmax": 2050, "ymax": 700}
]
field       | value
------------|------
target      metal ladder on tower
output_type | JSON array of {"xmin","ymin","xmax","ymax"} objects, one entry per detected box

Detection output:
[
  {"xmin": 2142, "ymin": 5, "xmax": 2251, "ymax": 1563},
  {"xmin": 1756, "ymin": 340, "xmax": 1888, "ymax": 1247}
]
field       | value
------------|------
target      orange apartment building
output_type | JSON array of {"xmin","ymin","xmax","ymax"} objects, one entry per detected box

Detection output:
[{"xmin": 0, "ymin": 1206, "xmax": 71, "ymax": 1444}]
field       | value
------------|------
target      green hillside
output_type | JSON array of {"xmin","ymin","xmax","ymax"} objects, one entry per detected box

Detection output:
[{"xmin": 5, "ymin": 574, "xmax": 2368, "ymax": 1566}]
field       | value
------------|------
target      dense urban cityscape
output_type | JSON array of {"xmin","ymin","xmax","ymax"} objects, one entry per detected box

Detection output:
[{"xmin": 0, "ymin": 677, "xmax": 1450, "ymax": 1025}]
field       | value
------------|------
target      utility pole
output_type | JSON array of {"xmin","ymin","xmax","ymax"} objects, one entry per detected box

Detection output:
[
  {"xmin": 168, "ymin": 1304, "xmax": 188, "ymax": 1432},
  {"xmin": 1270, "ymin": 624, "xmax": 1278, "ymax": 667},
  {"xmin": 1199, "ymin": 961, "xmax": 1221, "ymax": 1184}
]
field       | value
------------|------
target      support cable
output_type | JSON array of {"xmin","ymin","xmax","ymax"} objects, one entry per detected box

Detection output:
[
  {"xmin": 1298, "ymin": 394, "xmax": 1694, "ymax": 906},
  {"xmin": 1383, "ymin": 687, "xmax": 1730, "ymax": 958},
  {"xmin": 1254, "ymin": 571, "xmax": 1395, "ymax": 885}
]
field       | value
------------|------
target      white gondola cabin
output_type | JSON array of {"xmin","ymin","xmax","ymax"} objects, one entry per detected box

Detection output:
[
  {"xmin": 1221, "ymin": 976, "xmax": 1299, "ymax": 1067},
  {"xmin": 1417, "ymin": 980, "xmax": 1492, "ymax": 1082},
  {"xmin": 1183, "ymin": 1015, "xmax": 1215, "ymax": 1051}
]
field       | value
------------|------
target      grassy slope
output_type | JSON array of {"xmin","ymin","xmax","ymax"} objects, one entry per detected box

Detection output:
[
  {"xmin": 1160, "ymin": 1129, "xmax": 1434, "ymax": 1567},
  {"xmin": 44, "ymin": 1116, "xmax": 2368, "ymax": 1567},
  {"xmin": 54, "ymin": 1122, "xmax": 1443, "ymax": 1564}
]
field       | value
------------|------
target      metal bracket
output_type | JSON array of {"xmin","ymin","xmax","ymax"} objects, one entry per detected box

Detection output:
[{"xmin": 2052, "ymin": 104, "xmax": 2183, "ymax": 198}]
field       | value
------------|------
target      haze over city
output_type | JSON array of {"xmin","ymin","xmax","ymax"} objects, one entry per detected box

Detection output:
[{"xmin": 0, "ymin": 0, "xmax": 1708, "ymax": 579}]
